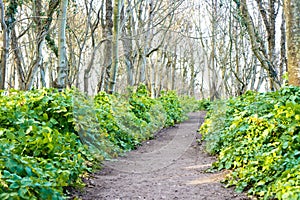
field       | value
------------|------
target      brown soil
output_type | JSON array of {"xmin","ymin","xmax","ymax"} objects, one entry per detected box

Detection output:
[{"xmin": 71, "ymin": 112, "xmax": 251, "ymax": 200}]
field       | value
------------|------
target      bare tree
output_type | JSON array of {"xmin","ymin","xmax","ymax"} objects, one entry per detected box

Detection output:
[
  {"xmin": 284, "ymin": 0, "xmax": 300, "ymax": 85},
  {"xmin": 0, "ymin": 0, "xmax": 8, "ymax": 89},
  {"xmin": 100, "ymin": 0, "xmax": 113, "ymax": 92},
  {"xmin": 234, "ymin": 0, "xmax": 281, "ymax": 90},
  {"xmin": 0, "ymin": 0, "xmax": 18, "ymax": 89},
  {"xmin": 56, "ymin": 0, "xmax": 68, "ymax": 91},
  {"xmin": 83, "ymin": 0, "xmax": 102, "ymax": 93},
  {"xmin": 107, "ymin": 0, "xmax": 123, "ymax": 94},
  {"xmin": 25, "ymin": 0, "xmax": 59, "ymax": 90}
]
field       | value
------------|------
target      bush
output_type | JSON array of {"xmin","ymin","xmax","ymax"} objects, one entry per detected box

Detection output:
[
  {"xmin": 0, "ymin": 85, "xmax": 190, "ymax": 199},
  {"xmin": 198, "ymin": 98, "xmax": 211, "ymax": 110},
  {"xmin": 200, "ymin": 86, "xmax": 300, "ymax": 199},
  {"xmin": 179, "ymin": 96, "xmax": 199, "ymax": 113},
  {"xmin": 159, "ymin": 90, "xmax": 185, "ymax": 126},
  {"xmin": 0, "ymin": 89, "xmax": 94, "ymax": 200},
  {"xmin": 94, "ymin": 91, "xmax": 149, "ymax": 151}
]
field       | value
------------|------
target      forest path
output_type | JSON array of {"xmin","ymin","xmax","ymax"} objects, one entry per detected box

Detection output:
[{"xmin": 73, "ymin": 112, "xmax": 250, "ymax": 200}]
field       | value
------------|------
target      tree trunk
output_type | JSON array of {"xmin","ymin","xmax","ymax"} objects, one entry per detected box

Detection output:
[
  {"xmin": 103, "ymin": 0, "xmax": 113, "ymax": 92},
  {"xmin": 57, "ymin": 0, "xmax": 68, "ymax": 91},
  {"xmin": 190, "ymin": 60, "xmax": 195, "ymax": 96},
  {"xmin": 84, "ymin": 47, "xmax": 96, "ymax": 93},
  {"xmin": 210, "ymin": 0, "xmax": 218, "ymax": 100},
  {"xmin": 11, "ymin": 28, "xmax": 26, "ymax": 89},
  {"xmin": 139, "ymin": 0, "xmax": 154, "ymax": 84},
  {"xmin": 254, "ymin": 0, "xmax": 276, "ymax": 63},
  {"xmin": 171, "ymin": 46, "xmax": 177, "ymax": 91},
  {"xmin": 0, "ymin": 0, "xmax": 8, "ymax": 89},
  {"xmin": 279, "ymin": 8, "xmax": 287, "ymax": 82},
  {"xmin": 25, "ymin": 0, "xmax": 59, "ymax": 90},
  {"xmin": 234, "ymin": 0, "xmax": 281, "ymax": 90},
  {"xmin": 122, "ymin": 2, "xmax": 135, "ymax": 86},
  {"xmin": 107, "ymin": 0, "xmax": 122, "ymax": 94},
  {"xmin": 25, "ymin": 34, "xmax": 46, "ymax": 90},
  {"xmin": 284, "ymin": 0, "xmax": 300, "ymax": 86}
]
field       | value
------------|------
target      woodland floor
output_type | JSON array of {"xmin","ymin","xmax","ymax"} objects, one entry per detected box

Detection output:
[{"xmin": 71, "ymin": 112, "xmax": 251, "ymax": 200}]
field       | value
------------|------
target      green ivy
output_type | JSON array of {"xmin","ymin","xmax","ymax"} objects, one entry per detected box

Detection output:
[
  {"xmin": 0, "ymin": 89, "xmax": 94, "ymax": 200},
  {"xmin": 200, "ymin": 86, "xmax": 300, "ymax": 199},
  {"xmin": 159, "ymin": 90, "xmax": 185, "ymax": 126},
  {"xmin": 0, "ymin": 85, "xmax": 197, "ymax": 199}
]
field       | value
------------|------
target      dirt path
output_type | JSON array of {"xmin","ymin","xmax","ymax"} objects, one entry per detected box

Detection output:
[{"xmin": 73, "ymin": 112, "xmax": 250, "ymax": 200}]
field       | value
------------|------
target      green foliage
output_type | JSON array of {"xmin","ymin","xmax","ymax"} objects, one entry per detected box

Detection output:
[
  {"xmin": 198, "ymin": 98, "xmax": 211, "ymax": 110},
  {"xmin": 200, "ymin": 100, "xmax": 227, "ymax": 154},
  {"xmin": 159, "ymin": 91, "xmax": 185, "ymax": 126},
  {"xmin": 179, "ymin": 96, "xmax": 210, "ymax": 114},
  {"xmin": 128, "ymin": 84, "xmax": 156, "ymax": 123},
  {"xmin": 73, "ymin": 90, "xmax": 117, "ymax": 159},
  {"xmin": 200, "ymin": 86, "xmax": 300, "ymax": 199},
  {"xmin": 179, "ymin": 96, "xmax": 198, "ymax": 113},
  {"xmin": 94, "ymin": 91, "xmax": 143, "ymax": 151},
  {"xmin": 0, "ymin": 85, "xmax": 190, "ymax": 199},
  {"xmin": 0, "ymin": 89, "xmax": 94, "ymax": 200}
]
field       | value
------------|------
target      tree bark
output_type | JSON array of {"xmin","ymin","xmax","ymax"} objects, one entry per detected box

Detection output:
[
  {"xmin": 279, "ymin": 7, "xmax": 287, "ymax": 82},
  {"xmin": 11, "ymin": 28, "xmax": 26, "ymax": 90},
  {"xmin": 122, "ymin": 1, "xmax": 135, "ymax": 86},
  {"xmin": 107, "ymin": 0, "xmax": 122, "ymax": 94},
  {"xmin": 284, "ymin": 0, "xmax": 300, "ymax": 86},
  {"xmin": 0, "ymin": 0, "xmax": 8, "ymax": 89},
  {"xmin": 234, "ymin": 0, "xmax": 281, "ymax": 90},
  {"xmin": 103, "ymin": 0, "xmax": 113, "ymax": 92},
  {"xmin": 56, "ymin": 0, "xmax": 68, "ymax": 91},
  {"xmin": 25, "ymin": 0, "xmax": 59, "ymax": 90},
  {"xmin": 254, "ymin": 0, "xmax": 276, "ymax": 63},
  {"xmin": 84, "ymin": 47, "xmax": 97, "ymax": 93},
  {"xmin": 139, "ymin": 0, "xmax": 154, "ymax": 84}
]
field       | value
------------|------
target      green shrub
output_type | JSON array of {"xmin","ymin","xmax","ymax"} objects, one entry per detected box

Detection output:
[
  {"xmin": 159, "ymin": 90, "xmax": 184, "ymax": 126},
  {"xmin": 200, "ymin": 86, "xmax": 300, "ymax": 199},
  {"xmin": 0, "ymin": 89, "xmax": 94, "ymax": 200},
  {"xmin": 94, "ymin": 91, "xmax": 145, "ymax": 151},
  {"xmin": 128, "ymin": 84, "xmax": 156, "ymax": 123},
  {"xmin": 0, "ymin": 85, "xmax": 192, "ymax": 199},
  {"xmin": 179, "ymin": 96, "xmax": 200, "ymax": 113},
  {"xmin": 198, "ymin": 98, "xmax": 211, "ymax": 110}
]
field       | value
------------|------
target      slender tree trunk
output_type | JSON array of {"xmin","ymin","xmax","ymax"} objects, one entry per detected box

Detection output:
[
  {"xmin": 256, "ymin": 67, "xmax": 265, "ymax": 91},
  {"xmin": 40, "ymin": 65, "xmax": 46, "ymax": 87},
  {"xmin": 234, "ymin": 23, "xmax": 240, "ymax": 95},
  {"xmin": 122, "ymin": 1, "xmax": 134, "ymax": 86},
  {"xmin": 150, "ymin": 58, "xmax": 155, "ymax": 97},
  {"xmin": 107, "ymin": 0, "xmax": 122, "ymax": 94},
  {"xmin": 234, "ymin": 0, "xmax": 281, "ymax": 90},
  {"xmin": 8, "ymin": 63, "xmax": 15, "ymax": 89},
  {"xmin": 171, "ymin": 48, "xmax": 177, "ymax": 90},
  {"xmin": 0, "ymin": 0, "xmax": 8, "ymax": 89},
  {"xmin": 26, "ymin": 0, "xmax": 59, "ymax": 90},
  {"xmin": 255, "ymin": 0, "xmax": 276, "ymax": 62},
  {"xmin": 25, "ymin": 35, "xmax": 46, "ymax": 90},
  {"xmin": 279, "ymin": 8, "xmax": 287, "ymax": 82},
  {"xmin": 210, "ymin": 0, "xmax": 218, "ymax": 100},
  {"xmin": 103, "ymin": 0, "xmax": 113, "ymax": 92},
  {"xmin": 84, "ymin": 47, "xmax": 97, "ymax": 93},
  {"xmin": 11, "ymin": 28, "xmax": 26, "ymax": 89},
  {"xmin": 139, "ymin": 0, "xmax": 154, "ymax": 84},
  {"xmin": 56, "ymin": 0, "xmax": 68, "ymax": 91},
  {"xmin": 284, "ymin": 0, "xmax": 300, "ymax": 86},
  {"xmin": 190, "ymin": 60, "xmax": 195, "ymax": 96},
  {"xmin": 182, "ymin": 59, "xmax": 188, "ymax": 95},
  {"xmin": 250, "ymin": 57, "xmax": 258, "ymax": 90}
]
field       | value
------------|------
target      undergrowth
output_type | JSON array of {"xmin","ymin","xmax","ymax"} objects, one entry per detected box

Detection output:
[
  {"xmin": 0, "ymin": 85, "xmax": 202, "ymax": 199},
  {"xmin": 200, "ymin": 86, "xmax": 300, "ymax": 199}
]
